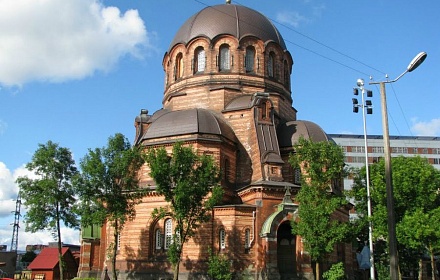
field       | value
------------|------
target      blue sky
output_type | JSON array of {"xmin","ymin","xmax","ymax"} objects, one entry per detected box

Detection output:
[{"xmin": 0, "ymin": 0, "xmax": 439, "ymax": 250}]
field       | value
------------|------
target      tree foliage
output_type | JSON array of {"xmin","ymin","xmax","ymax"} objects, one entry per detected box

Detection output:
[
  {"xmin": 349, "ymin": 156, "xmax": 440, "ymax": 278},
  {"xmin": 145, "ymin": 142, "xmax": 223, "ymax": 280},
  {"xmin": 207, "ymin": 248, "xmax": 232, "ymax": 280},
  {"xmin": 75, "ymin": 133, "xmax": 146, "ymax": 280},
  {"xmin": 289, "ymin": 137, "xmax": 350, "ymax": 280},
  {"xmin": 16, "ymin": 141, "xmax": 78, "ymax": 280}
]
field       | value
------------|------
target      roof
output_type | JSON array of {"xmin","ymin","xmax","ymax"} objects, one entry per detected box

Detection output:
[
  {"xmin": 27, "ymin": 247, "xmax": 69, "ymax": 270},
  {"xmin": 277, "ymin": 120, "xmax": 329, "ymax": 148},
  {"xmin": 169, "ymin": 4, "xmax": 286, "ymax": 52},
  {"xmin": 141, "ymin": 108, "xmax": 237, "ymax": 143}
]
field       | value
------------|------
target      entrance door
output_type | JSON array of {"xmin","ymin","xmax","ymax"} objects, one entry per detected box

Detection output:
[{"xmin": 277, "ymin": 222, "xmax": 296, "ymax": 276}]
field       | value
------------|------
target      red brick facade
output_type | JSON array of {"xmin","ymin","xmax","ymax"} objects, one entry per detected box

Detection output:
[{"xmin": 78, "ymin": 3, "xmax": 354, "ymax": 280}]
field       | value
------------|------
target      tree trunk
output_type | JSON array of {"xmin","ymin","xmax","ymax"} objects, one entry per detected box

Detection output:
[
  {"xmin": 112, "ymin": 222, "xmax": 119, "ymax": 280},
  {"xmin": 419, "ymin": 258, "xmax": 423, "ymax": 280},
  {"xmin": 173, "ymin": 260, "xmax": 180, "ymax": 280},
  {"xmin": 315, "ymin": 261, "xmax": 321, "ymax": 280},
  {"xmin": 56, "ymin": 205, "xmax": 64, "ymax": 280},
  {"xmin": 429, "ymin": 244, "xmax": 436, "ymax": 280}
]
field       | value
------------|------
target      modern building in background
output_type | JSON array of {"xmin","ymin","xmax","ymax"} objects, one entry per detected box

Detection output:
[
  {"xmin": 78, "ymin": 2, "xmax": 354, "ymax": 280},
  {"xmin": 329, "ymin": 134, "xmax": 440, "ymax": 190}
]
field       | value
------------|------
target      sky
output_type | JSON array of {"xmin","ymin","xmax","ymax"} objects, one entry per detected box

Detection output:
[{"xmin": 0, "ymin": 0, "xmax": 439, "ymax": 251}]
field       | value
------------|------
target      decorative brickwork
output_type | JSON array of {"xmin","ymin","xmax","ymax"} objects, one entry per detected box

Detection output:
[{"xmin": 79, "ymin": 3, "xmax": 354, "ymax": 280}]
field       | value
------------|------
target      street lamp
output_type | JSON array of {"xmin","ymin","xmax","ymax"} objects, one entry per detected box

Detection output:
[
  {"xmin": 369, "ymin": 51, "xmax": 427, "ymax": 280},
  {"xmin": 352, "ymin": 78, "xmax": 375, "ymax": 280}
]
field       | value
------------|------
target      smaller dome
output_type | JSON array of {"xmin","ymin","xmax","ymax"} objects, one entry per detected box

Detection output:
[
  {"xmin": 141, "ymin": 108, "xmax": 237, "ymax": 143},
  {"xmin": 278, "ymin": 120, "xmax": 329, "ymax": 148},
  {"xmin": 169, "ymin": 4, "xmax": 286, "ymax": 52}
]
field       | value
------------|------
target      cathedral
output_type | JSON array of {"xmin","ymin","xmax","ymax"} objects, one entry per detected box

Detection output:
[{"xmin": 79, "ymin": 2, "xmax": 353, "ymax": 279}]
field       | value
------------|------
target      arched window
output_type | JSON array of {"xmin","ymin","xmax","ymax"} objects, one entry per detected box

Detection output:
[
  {"xmin": 194, "ymin": 47, "xmax": 205, "ymax": 73},
  {"xmin": 244, "ymin": 228, "xmax": 251, "ymax": 249},
  {"xmin": 245, "ymin": 46, "xmax": 255, "ymax": 73},
  {"xmin": 155, "ymin": 229, "xmax": 162, "ymax": 249},
  {"xmin": 283, "ymin": 60, "xmax": 290, "ymax": 88},
  {"xmin": 164, "ymin": 219, "xmax": 173, "ymax": 250},
  {"xmin": 219, "ymin": 44, "xmax": 230, "ymax": 71},
  {"xmin": 175, "ymin": 53, "xmax": 183, "ymax": 80},
  {"xmin": 260, "ymin": 100, "xmax": 270, "ymax": 121},
  {"xmin": 219, "ymin": 229, "xmax": 226, "ymax": 249},
  {"xmin": 268, "ymin": 52, "xmax": 275, "ymax": 78}
]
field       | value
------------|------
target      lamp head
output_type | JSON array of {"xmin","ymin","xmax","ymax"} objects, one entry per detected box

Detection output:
[
  {"xmin": 356, "ymin": 78, "xmax": 365, "ymax": 87},
  {"xmin": 407, "ymin": 52, "xmax": 427, "ymax": 72}
]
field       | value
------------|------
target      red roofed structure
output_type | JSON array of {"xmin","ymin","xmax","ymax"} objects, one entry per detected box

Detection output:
[{"xmin": 28, "ymin": 247, "xmax": 78, "ymax": 280}]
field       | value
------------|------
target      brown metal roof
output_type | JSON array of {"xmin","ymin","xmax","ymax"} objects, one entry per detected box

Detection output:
[
  {"xmin": 141, "ymin": 108, "xmax": 237, "ymax": 143},
  {"xmin": 277, "ymin": 120, "xmax": 329, "ymax": 148},
  {"xmin": 169, "ymin": 4, "xmax": 286, "ymax": 52}
]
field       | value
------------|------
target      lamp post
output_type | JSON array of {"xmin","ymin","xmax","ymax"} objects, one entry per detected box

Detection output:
[
  {"xmin": 352, "ymin": 78, "xmax": 375, "ymax": 280},
  {"xmin": 369, "ymin": 51, "xmax": 427, "ymax": 280}
]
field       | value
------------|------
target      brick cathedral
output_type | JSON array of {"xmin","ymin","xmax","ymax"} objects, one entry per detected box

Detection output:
[{"xmin": 79, "ymin": 2, "xmax": 353, "ymax": 279}]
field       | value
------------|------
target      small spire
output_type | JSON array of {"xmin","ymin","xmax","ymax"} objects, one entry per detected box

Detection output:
[{"xmin": 226, "ymin": 0, "xmax": 231, "ymax": 4}]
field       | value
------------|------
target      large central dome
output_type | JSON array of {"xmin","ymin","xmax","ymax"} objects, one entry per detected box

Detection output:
[{"xmin": 169, "ymin": 3, "xmax": 286, "ymax": 51}]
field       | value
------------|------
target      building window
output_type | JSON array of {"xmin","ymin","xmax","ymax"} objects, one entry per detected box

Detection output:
[
  {"xmin": 434, "ymin": 148, "xmax": 440, "ymax": 154},
  {"xmin": 372, "ymin": 146, "xmax": 384, "ymax": 153},
  {"xmin": 155, "ymin": 229, "xmax": 162, "ymax": 249},
  {"xmin": 260, "ymin": 101, "xmax": 271, "ymax": 121},
  {"xmin": 413, "ymin": 147, "xmax": 418, "ymax": 154},
  {"xmin": 164, "ymin": 219, "xmax": 173, "ymax": 250},
  {"xmin": 268, "ymin": 52, "xmax": 275, "ymax": 78},
  {"xmin": 351, "ymin": 146, "xmax": 365, "ymax": 153},
  {"xmin": 175, "ymin": 53, "xmax": 183, "ymax": 80},
  {"xmin": 392, "ymin": 147, "xmax": 408, "ymax": 154},
  {"xmin": 433, "ymin": 158, "xmax": 440, "ymax": 165},
  {"xmin": 219, "ymin": 229, "xmax": 226, "ymax": 249},
  {"xmin": 194, "ymin": 47, "xmax": 205, "ymax": 73},
  {"xmin": 351, "ymin": 156, "xmax": 366, "ymax": 163},
  {"xmin": 244, "ymin": 228, "xmax": 251, "ymax": 250},
  {"xmin": 219, "ymin": 44, "xmax": 230, "ymax": 71},
  {"xmin": 422, "ymin": 148, "xmax": 428, "ymax": 154},
  {"xmin": 245, "ymin": 46, "xmax": 255, "ymax": 73}
]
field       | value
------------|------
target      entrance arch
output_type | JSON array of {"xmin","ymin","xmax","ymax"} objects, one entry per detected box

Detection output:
[{"xmin": 277, "ymin": 221, "xmax": 296, "ymax": 277}]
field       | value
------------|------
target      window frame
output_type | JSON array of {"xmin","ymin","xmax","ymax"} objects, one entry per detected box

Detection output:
[
  {"xmin": 219, "ymin": 228, "xmax": 226, "ymax": 250},
  {"xmin": 164, "ymin": 219, "xmax": 173, "ymax": 250},
  {"xmin": 194, "ymin": 47, "xmax": 206, "ymax": 74},
  {"xmin": 245, "ymin": 46, "xmax": 255, "ymax": 73},
  {"xmin": 219, "ymin": 44, "xmax": 230, "ymax": 71}
]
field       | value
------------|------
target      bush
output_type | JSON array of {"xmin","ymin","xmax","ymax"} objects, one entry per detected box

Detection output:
[
  {"xmin": 323, "ymin": 262, "xmax": 345, "ymax": 280},
  {"xmin": 207, "ymin": 249, "xmax": 232, "ymax": 280}
]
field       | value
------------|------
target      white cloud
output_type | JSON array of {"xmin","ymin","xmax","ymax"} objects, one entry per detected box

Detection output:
[
  {"xmin": 411, "ymin": 118, "xmax": 440, "ymax": 136},
  {"xmin": 0, "ymin": 0, "xmax": 149, "ymax": 86},
  {"xmin": 0, "ymin": 224, "xmax": 79, "ymax": 251},
  {"xmin": 276, "ymin": 11, "xmax": 309, "ymax": 28},
  {"xmin": 0, "ymin": 162, "xmax": 79, "ymax": 250}
]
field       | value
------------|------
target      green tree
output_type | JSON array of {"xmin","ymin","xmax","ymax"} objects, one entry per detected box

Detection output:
[
  {"xmin": 21, "ymin": 250, "xmax": 37, "ymax": 263},
  {"xmin": 349, "ymin": 156, "xmax": 440, "ymax": 278},
  {"xmin": 16, "ymin": 141, "xmax": 79, "ymax": 280},
  {"xmin": 289, "ymin": 137, "xmax": 350, "ymax": 280},
  {"xmin": 145, "ymin": 142, "xmax": 223, "ymax": 280},
  {"xmin": 207, "ymin": 248, "xmax": 232, "ymax": 280},
  {"xmin": 75, "ymin": 133, "xmax": 146, "ymax": 280},
  {"xmin": 398, "ymin": 208, "xmax": 440, "ymax": 280}
]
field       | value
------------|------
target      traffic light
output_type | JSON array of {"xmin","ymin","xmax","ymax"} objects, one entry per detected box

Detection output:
[{"xmin": 352, "ymin": 98, "xmax": 359, "ymax": 113}]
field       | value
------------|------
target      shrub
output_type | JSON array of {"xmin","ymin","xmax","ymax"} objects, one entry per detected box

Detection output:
[
  {"xmin": 207, "ymin": 249, "xmax": 232, "ymax": 280},
  {"xmin": 323, "ymin": 262, "xmax": 345, "ymax": 280}
]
